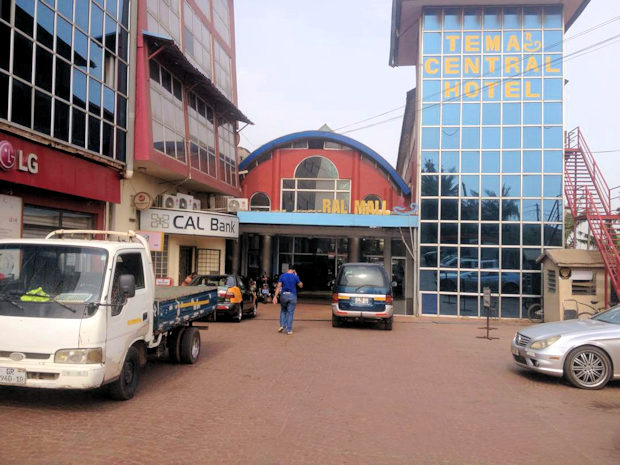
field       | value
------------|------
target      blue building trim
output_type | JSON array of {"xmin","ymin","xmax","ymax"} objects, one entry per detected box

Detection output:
[
  {"xmin": 237, "ymin": 211, "xmax": 418, "ymax": 228},
  {"xmin": 238, "ymin": 130, "xmax": 411, "ymax": 196}
]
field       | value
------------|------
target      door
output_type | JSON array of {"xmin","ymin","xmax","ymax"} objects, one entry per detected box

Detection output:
[
  {"xmin": 237, "ymin": 276, "xmax": 254, "ymax": 309},
  {"xmin": 179, "ymin": 246, "xmax": 195, "ymax": 284},
  {"xmin": 105, "ymin": 252, "xmax": 150, "ymax": 381},
  {"xmin": 391, "ymin": 258, "xmax": 406, "ymax": 315}
]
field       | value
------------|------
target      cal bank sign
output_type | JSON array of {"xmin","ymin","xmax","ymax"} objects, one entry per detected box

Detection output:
[{"xmin": 140, "ymin": 208, "xmax": 239, "ymax": 239}]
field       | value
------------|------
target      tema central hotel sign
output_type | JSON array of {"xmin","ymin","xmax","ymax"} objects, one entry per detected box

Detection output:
[{"xmin": 423, "ymin": 30, "xmax": 561, "ymax": 100}]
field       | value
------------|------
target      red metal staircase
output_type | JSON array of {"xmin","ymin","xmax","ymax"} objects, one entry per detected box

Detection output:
[{"xmin": 564, "ymin": 127, "xmax": 620, "ymax": 304}]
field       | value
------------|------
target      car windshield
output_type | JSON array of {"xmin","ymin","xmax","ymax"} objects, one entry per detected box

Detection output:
[
  {"xmin": 0, "ymin": 244, "xmax": 107, "ymax": 319},
  {"xmin": 592, "ymin": 306, "xmax": 620, "ymax": 324},
  {"xmin": 336, "ymin": 266, "xmax": 388, "ymax": 293},
  {"xmin": 197, "ymin": 275, "xmax": 236, "ymax": 287}
]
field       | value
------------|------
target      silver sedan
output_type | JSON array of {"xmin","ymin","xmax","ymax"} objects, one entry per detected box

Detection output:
[{"xmin": 511, "ymin": 306, "xmax": 620, "ymax": 389}]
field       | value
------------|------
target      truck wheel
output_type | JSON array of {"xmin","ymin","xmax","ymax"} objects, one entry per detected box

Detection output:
[
  {"xmin": 180, "ymin": 327, "xmax": 201, "ymax": 364},
  {"xmin": 332, "ymin": 314, "xmax": 342, "ymax": 327},
  {"xmin": 109, "ymin": 346, "xmax": 140, "ymax": 401},
  {"xmin": 168, "ymin": 327, "xmax": 185, "ymax": 364},
  {"xmin": 383, "ymin": 316, "xmax": 393, "ymax": 331}
]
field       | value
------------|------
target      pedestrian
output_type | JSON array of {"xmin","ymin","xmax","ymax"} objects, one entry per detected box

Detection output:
[{"xmin": 273, "ymin": 267, "xmax": 303, "ymax": 335}]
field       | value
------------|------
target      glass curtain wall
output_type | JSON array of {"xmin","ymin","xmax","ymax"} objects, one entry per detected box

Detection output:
[{"xmin": 419, "ymin": 6, "xmax": 564, "ymax": 318}]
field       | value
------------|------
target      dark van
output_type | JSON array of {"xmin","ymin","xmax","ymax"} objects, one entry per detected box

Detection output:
[{"xmin": 331, "ymin": 263, "xmax": 394, "ymax": 330}]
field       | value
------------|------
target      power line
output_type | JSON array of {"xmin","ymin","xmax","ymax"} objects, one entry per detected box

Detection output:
[
  {"xmin": 341, "ymin": 31, "xmax": 620, "ymax": 135},
  {"xmin": 335, "ymin": 16, "xmax": 620, "ymax": 135}
]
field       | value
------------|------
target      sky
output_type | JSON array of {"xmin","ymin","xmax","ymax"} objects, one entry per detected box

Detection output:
[{"xmin": 234, "ymin": 0, "xmax": 620, "ymax": 182}]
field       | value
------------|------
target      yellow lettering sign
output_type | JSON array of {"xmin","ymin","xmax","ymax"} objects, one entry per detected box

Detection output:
[
  {"xmin": 545, "ymin": 56, "xmax": 560, "ymax": 73},
  {"xmin": 444, "ymin": 81, "xmax": 459, "ymax": 99},
  {"xmin": 505, "ymin": 80, "xmax": 520, "ymax": 98},
  {"xmin": 424, "ymin": 57, "xmax": 440, "ymax": 75},
  {"xmin": 322, "ymin": 198, "xmax": 332, "ymax": 213},
  {"xmin": 525, "ymin": 81, "xmax": 540, "ymax": 98},
  {"xmin": 444, "ymin": 57, "xmax": 460, "ymax": 75},
  {"xmin": 464, "ymin": 57, "xmax": 480, "ymax": 75},
  {"xmin": 506, "ymin": 34, "xmax": 520, "ymax": 52},
  {"xmin": 505, "ymin": 56, "xmax": 520, "ymax": 74},
  {"xmin": 464, "ymin": 34, "xmax": 480, "ymax": 52},
  {"xmin": 485, "ymin": 34, "xmax": 500, "ymax": 52},
  {"xmin": 485, "ymin": 56, "xmax": 499, "ymax": 74},
  {"xmin": 525, "ymin": 55, "xmax": 540, "ymax": 74},
  {"xmin": 523, "ymin": 32, "xmax": 542, "ymax": 52},
  {"xmin": 445, "ymin": 35, "xmax": 460, "ymax": 52},
  {"xmin": 485, "ymin": 80, "xmax": 499, "ymax": 99},
  {"xmin": 464, "ymin": 81, "xmax": 479, "ymax": 98}
]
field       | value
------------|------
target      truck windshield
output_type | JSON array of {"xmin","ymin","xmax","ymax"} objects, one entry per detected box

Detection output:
[{"xmin": 0, "ymin": 244, "xmax": 108, "ymax": 319}]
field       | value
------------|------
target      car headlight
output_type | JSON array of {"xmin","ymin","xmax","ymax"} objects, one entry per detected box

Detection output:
[
  {"xmin": 54, "ymin": 348, "xmax": 103, "ymax": 364},
  {"xmin": 530, "ymin": 336, "xmax": 561, "ymax": 350}
]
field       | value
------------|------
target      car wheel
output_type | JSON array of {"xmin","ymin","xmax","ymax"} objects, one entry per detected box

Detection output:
[
  {"xmin": 168, "ymin": 327, "xmax": 185, "ymax": 363},
  {"xmin": 180, "ymin": 327, "xmax": 201, "ymax": 364},
  {"xmin": 564, "ymin": 345, "xmax": 612, "ymax": 390},
  {"xmin": 383, "ymin": 316, "xmax": 393, "ymax": 331},
  {"xmin": 527, "ymin": 303, "xmax": 543, "ymax": 323},
  {"xmin": 332, "ymin": 314, "xmax": 342, "ymax": 327},
  {"xmin": 234, "ymin": 304, "xmax": 243, "ymax": 322},
  {"xmin": 109, "ymin": 346, "xmax": 140, "ymax": 401}
]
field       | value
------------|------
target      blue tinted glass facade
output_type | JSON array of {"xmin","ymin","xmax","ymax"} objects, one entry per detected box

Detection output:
[{"xmin": 419, "ymin": 6, "xmax": 563, "ymax": 318}]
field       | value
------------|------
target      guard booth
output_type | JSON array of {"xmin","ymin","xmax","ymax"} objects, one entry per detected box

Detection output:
[{"xmin": 537, "ymin": 249, "xmax": 607, "ymax": 321}]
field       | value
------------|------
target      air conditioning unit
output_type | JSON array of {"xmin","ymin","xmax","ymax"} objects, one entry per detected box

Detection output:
[
  {"xmin": 176, "ymin": 193, "xmax": 194, "ymax": 210},
  {"xmin": 227, "ymin": 197, "xmax": 249, "ymax": 212},
  {"xmin": 192, "ymin": 198, "xmax": 202, "ymax": 210},
  {"xmin": 161, "ymin": 194, "xmax": 180, "ymax": 209}
]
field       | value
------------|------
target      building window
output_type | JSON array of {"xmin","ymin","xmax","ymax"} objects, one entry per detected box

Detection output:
[
  {"xmin": 364, "ymin": 194, "xmax": 382, "ymax": 203},
  {"xmin": 183, "ymin": 1, "xmax": 212, "ymax": 79},
  {"xmin": 547, "ymin": 270, "xmax": 556, "ymax": 293},
  {"xmin": 146, "ymin": 0, "xmax": 181, "ymax": 44},
  {"xmin": 22, "ymin": 205, "xmax": 95, "ymax": 238},
  {"xmin": 250, "ymin": 192, "xmax": 271, "ymax": 211},
  {"xmin": 197, "ymin": 248, "xmax": 221, "ymax": 274},
  {"xmin": 213, "ymin": 0, "xmax": 231, "ymax": 46},
  {"xmin": 294, "ymin": 156, "xmax": 339, "ymax": 179},
  {"xmin": 282, "ymin": 157, "xmax": 350, "ymax": 212},
  {"xmin": 572, "ymin": 271, "xmax": 596, "ymax": 295},
  {"xmin": 149, "ymin": 60, "xmax": 186, "ymax": 162},
  {"xmin": 152, "ymin": 235, "xmax": 169, "ymax": 278},
  {"xmin": 217, "ymin": 121, "xmax": 236, "ymax": 186},
  {"xmin": 188, "ymin": 90, "xmax": 216, "ymax": 177},
  {"xmin": 1, "ymin": 0, "xmax": 129, "ymax": 161},
  {"xmin": 213, "ymin": 41, "xmax": 232, "ymax": 99}
]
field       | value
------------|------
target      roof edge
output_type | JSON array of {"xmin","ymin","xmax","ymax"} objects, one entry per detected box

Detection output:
[{"xmin": 238, "ymin": 131, "xmax": 411, "ymax": 196}]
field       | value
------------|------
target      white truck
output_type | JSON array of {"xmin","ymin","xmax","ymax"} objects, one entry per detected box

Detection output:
[{"xmin": 0, "ymin": 230, "xmax": 217, "ymax": 400}]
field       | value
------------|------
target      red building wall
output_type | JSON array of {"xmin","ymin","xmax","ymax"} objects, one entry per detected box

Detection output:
[{"xmin": 241, "ymin": 147, "xmax": 406, "ymax": 210}]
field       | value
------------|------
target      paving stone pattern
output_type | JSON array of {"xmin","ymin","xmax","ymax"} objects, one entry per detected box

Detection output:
[{"xmin": 1, "ymin": 303, "xmax": 619, "ymax": 465}]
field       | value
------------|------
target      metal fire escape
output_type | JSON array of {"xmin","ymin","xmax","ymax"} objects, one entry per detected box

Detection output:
[{"xmin": 564, "ymin": 127, "xmax": 620, "ymax": 305}]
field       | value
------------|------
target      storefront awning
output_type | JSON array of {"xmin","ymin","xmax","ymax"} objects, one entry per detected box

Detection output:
[
  {"xmin": 143, "ymin": 31, "xmax": 252, "ymax": 124},
  {"xmin": 237, "ymin": 211, "xmax": 418, "ymax": 228}
]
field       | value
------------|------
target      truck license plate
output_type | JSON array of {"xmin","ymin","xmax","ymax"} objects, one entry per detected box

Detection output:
[
  {"xmin": 0, "ymin": 367, "xmax": 26, "ymax": 385},
  {"xmin": 355, "ymin": 297, "xmax": 370, "ymax": 305}
]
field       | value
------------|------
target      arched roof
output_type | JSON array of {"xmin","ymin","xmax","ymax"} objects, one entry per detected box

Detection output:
[{"xmin": 238, "ymin": 130, "xmax": 410, "ymax": 196}]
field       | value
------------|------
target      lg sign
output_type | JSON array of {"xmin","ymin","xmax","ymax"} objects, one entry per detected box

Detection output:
[{"xmin": 0, "ymin": 140, "xmax": 39, "ymax": 174}]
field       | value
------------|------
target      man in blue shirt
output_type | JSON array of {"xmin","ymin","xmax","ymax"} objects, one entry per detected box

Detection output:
[{"xmin": 273, "ymin": 267, "xmax": 303, "ymax": 335}]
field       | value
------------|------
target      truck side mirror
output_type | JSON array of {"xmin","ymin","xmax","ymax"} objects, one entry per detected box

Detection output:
[{"xmin": 119, "ymin": 274, "xmax": 136, "ymax": 299}]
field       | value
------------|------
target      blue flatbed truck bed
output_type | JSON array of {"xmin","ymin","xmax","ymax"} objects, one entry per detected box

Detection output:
[{"xmin": 153, "ymin": 286, "xmax": 217, "ymax": 335}]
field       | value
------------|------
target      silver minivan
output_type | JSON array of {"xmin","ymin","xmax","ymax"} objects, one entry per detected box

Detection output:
[{"xmin": 331, "ymin": 263, "xmax": 394, "ymax": 330}]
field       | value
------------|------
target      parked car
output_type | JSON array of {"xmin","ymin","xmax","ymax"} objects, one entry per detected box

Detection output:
[
  {"xmin": 511, "ymin": 305, "xmax": 620, "ymax": 389},
  {"xmin": 331, "ymin": 263, "xmax": 394, "ymax": 330},
  {"xmin": 190, "ymin": 274, "xmax": 257, "ymax": 322}
]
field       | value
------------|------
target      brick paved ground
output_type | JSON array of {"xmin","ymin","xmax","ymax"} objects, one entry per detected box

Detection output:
[{"xmin": 1, "ymin": 302, "xmax": 619, "ymax": 465}]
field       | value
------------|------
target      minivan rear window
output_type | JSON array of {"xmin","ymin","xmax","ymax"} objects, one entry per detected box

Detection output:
[{"xmin": 336, "ymin": 265, "xmax": 388, "ymax": 294}]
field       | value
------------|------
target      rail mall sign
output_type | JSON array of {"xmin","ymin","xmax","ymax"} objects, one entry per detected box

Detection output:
[{"xmin": 139, "ymin": 208, "xmax": 239, "ymax": 238}]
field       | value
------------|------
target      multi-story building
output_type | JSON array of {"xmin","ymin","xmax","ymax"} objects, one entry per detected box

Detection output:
[
  {"xmin": 391, "ymin": 1, "xmax": 590, "ymax": 318},
  {"xmin": 116, "ymin": 0, "xmax": 250, "ymax": 284},
  {"xmin": 0, "ymin": 0, "xmax": 133, "ymax": 237}
]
